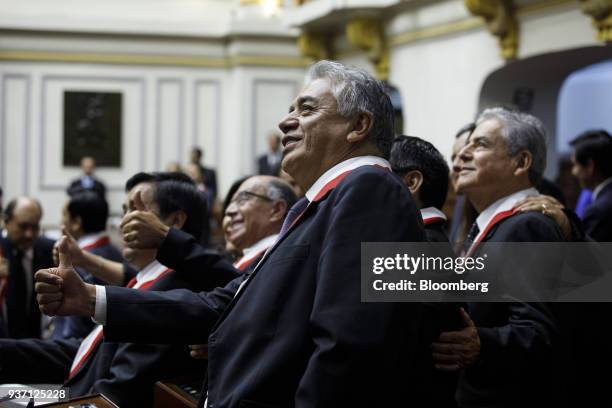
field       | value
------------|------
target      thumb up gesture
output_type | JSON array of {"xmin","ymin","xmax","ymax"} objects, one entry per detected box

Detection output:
[{"xmin": 35, "ymin": 237, "xmax": 97, "ymax": 317}]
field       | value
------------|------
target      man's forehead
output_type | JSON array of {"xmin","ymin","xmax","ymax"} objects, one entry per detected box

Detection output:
[
  {"xmin": 13, "ymin": 200, "xmax": 41, "ymax": 218},
  {"xmin": 237, "ymin": 178, "xmax": 265, "ymax": 194},
  {"xmin": 293, "ymin": 78, "xmax": 333, "ymax": 103},
  {"xmin": 127, "ymin": 182, "xmax": 155, "ymax": 201},
  {"xmin": 471, "ymin": 119, "xmax": 504, "ymax": 141}
]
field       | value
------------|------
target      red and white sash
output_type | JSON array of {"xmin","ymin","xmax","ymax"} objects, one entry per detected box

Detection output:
[
  {"xmin": 233, "ymin": 235, "xmax": 278, "ymax": 272},
  {"xmin": 78, "ymin": 233, "xmax": 111, "ymax": 252},
  {"xmin": 420, "ymin": 207, "xmax": 447, "ymax": 226},
  {"xmin": 464, "ymin": 188, "xmax": 539, "ymax": 257},
  {"xmin": 248, "ymin": 157, "xmax": 391, "ymax": 279},
  {"xmin": 67, "ymin": 262, "xmax": 172, "ymax": 380}
]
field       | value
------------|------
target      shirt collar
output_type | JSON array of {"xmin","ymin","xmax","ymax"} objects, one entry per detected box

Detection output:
[
  {"xmin": 420, "ymin": 207, "xmax": 447, "ymax": 222},
  {"xmin": 476, "ymin": 187, "xmax": 539, "ymax": 232},
  {"xmin": 241, "ymin": 234, "xmax": 279, "ymax": 260},
  {"xmin": 593, "ymin": 176, "xmax": 612, "ymax": 201},
  {"xmin": 304, "ymin": 156, "xmax": 391, "ymax": 202},
  {"xmin": 77, "ymin": 231, "xmax": 107, "ymax": 249},
  {"xmin": 135, "ymin": 260, "xmax": 169, "ymax": 284}
]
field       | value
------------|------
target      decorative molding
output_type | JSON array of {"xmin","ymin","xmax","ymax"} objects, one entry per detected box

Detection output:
[
  {"xmin": 250, "ymin": 79, "xmax": 299, "ymax": 173},
  {"xmin": 0, "ymin": 74, "xmax": 31, "ymax": 195},
  {"xmin": 38, "ymin": 75, "xmax": 145, "ymax": 191},
  {"xmin": 464, "ymin": 0, "xmax": 519, "ymax": 59},
  {"xmin": 390, "ymin": 0, "xmax": 574, "ymax": 48},
  {"xmin": 155, "ymin": 79, "xmax": 185, "ymax": 167},
  {"xmin": 193, "ymin": 79, "xmax": 222, "ymax": 167},
  {"xmin": 346, "ymin": 18, "xmax": 390, "ymax": 80},
  {"xmin": 297, "ymin": 32, "xmax": 330, "ymax": 61},
  {"xmin": 0, "ymin": 50, "xmax": 311, "ymax": 69},
  {"xmin": 579, "ymin": 0, "xmax": 612, "ymax": 42}
]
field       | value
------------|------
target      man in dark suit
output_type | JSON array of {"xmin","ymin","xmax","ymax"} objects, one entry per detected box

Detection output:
[
  {"xmin": 391, "ymin": 135, "xmax": 451, "ymax": 243},
  {"xmin": 0, "ymin": 197, "xmax": 54, "ymax": 338},
  {"xmin": 36, "ymin": 60, "xmax": 428, "ymax": 408},
  {"xmin": 570, "ymin": 129, "xmax": 612, "ymax": 242},
  {"xmin": 391, "ymin": 135, "xmax": 462, "ymax": 408},
  {"xmin": 1, "ymin": 173, "xmax": 237, "ymax": 407},
  {"xmin": 51, "ymin": 191, "xmax": 123, "ymax": 340},
  {"xmin": 223, "ymin": 175, "xmax": 296, "ymax": 272},
  {"xmin": 257, "ymin": 133, "xmax": 282, "ymax": 176},
  {"xmin": 67, "ymin": 156, "xmax": 106, "ymax": 198},
  {"xmin": 190, "ymin": 146, "xmax": 217, "ymax": 203},
  {"xmin": 432, "ymin": 107, "xmax": 565, "ymax": 408}
]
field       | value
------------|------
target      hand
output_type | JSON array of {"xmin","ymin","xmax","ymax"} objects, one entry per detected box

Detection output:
[
  {"xmin": 0, "ymin": 254, "xmax": 8, "ymax": 279},
  {"xmin": 189, "ymin": 344, "xmax": 209, "ymax": 360},
  {"xmin": 120, "ymin": 191, "xmax": 169, "ymax": 249},
  {"xmin": 431, "ymin": 308, "xmax": 480, "ymax": 372},
  {"xmin": 35, "ymin": 237, "xmax": 96, "ymax": 317},
  {"xmin": 515, "ymin": 195, "xmax": 571, "ymax": 239},
  {"xmin": 53, "ymin": 227, "xmax": 85, "ymax": 267}
]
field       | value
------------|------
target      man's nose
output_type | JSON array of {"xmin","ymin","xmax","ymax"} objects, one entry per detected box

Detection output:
[{"xmin": 278, "ymin": 115, "xmax": 298, "ymax": 135}]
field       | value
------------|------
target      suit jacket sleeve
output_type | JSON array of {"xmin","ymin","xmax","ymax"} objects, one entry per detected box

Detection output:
[
  {"xmin": 295, "ymin": 170, "xmax": 425, "ymax": 407},
  {"xmin": 104, "ymin": 276, "xmax": 243, "ymax": 344},
  {"xmin": 0, "ymin": 338, "xmax": 76, "ymax": 383},
  {"xmin": 473, "ymin": 213, "xmax": 562, "ymax": 376},
  {"xmin": 157, "ymin": 228, "xmax": 240, "ymax": 290}
]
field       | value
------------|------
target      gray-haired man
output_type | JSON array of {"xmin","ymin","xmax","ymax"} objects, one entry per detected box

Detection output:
[
  {"xmin": 434, "ymin": 107, "xmax": 566, "ymax": 408},
  {"xmin": 36, "ymin": 60, "xmax": 428, "ymax": 408}
]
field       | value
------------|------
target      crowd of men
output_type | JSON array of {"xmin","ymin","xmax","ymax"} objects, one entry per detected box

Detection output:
[{"xmin": 0, "ymin": 60, "xmax": 610, "ymax": 408}]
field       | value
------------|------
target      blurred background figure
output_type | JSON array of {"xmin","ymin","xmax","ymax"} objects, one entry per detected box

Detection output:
[
  {"xmin": 570, "ymin": 129, "xmax": 612, "ymax": 241},
  {"xmin": 67, "ymin": 156, "xmax": 107, "ymax": 198},
  {"xmin": 0, "ymin": 197, "xmax": 54, "ymax": 338},
  {"xmin": 166, "ymin": 161, "xmax": 182, "ymax": 173},
  {"xmin": 190, "ymin": 147, "xmax": 217, "ymax": 204},
  {"xmin": 51, "ymin": 191, "xmax": 123, "ymax": 340},
  {"xmin": 257, "ymin": 132, "xmax": 282, "ymax": 176}
]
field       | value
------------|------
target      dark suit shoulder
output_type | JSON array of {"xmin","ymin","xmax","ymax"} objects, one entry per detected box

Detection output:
[
  {"xmin": 333, "ymin": 165, "xmax": 411, "ymax": 204},
  {"xmin": 36, "ymin": 236, "xmax": 56, "ymax": 251},
  {"xmin": 488, "ymin": 211, "xmax": 564, "ymax": 242}
]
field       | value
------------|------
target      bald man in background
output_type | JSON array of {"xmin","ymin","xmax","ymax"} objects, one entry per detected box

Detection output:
[{"xmin": 0, "ymin": 197, "xmax": 54, "ymax": 338}]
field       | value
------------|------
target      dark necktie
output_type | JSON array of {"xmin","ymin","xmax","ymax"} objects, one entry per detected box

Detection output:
[
  {"xmin": 463, "ymin": 222, "xmax": 480, "ymax": 253},
  {"xmin": 279, "ymin": 197, "xmax": 309, "ymax": 236},
  {"xmin": 7, "ymin": 249, "xmax": 27, "ymax": 337}
]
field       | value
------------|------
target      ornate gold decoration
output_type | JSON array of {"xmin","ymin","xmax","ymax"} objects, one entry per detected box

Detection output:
[
  {"xmin": 297, "ymin": 32, "xmax": 329, "ymax": 61},
  {"xmin": 579, "ymin": 0, "xmax": 612, "ymax": 42},
  {"xmin": 345, "ymin": 18, "xmax": 389, "ymax": 80},
  {"xmin": 464, "ymin": 0, "xmax": 519, "ymax": 59}
]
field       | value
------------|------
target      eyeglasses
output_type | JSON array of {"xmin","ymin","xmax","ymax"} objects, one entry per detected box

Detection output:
[{"xmin": 230, "ymin": 190, "xmax": 273, "ymax": 207}]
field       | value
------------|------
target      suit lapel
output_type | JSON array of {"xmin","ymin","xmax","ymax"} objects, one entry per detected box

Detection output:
[{"xmin": 210, "ymin": 199, "xmax": 321, "ymax": 333}]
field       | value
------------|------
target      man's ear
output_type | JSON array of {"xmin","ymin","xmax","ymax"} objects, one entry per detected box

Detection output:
[
  {"xmin": 168, "ymin": 210, "xmax": 188, "ymax": 230},
  {"xmin": 513, "ymin": 151, "xmax": 533, "ymax": 177},
  {"xmin": 71, "ymin": 216, "xmax": 83, "ymax": 234},
  {"xmin": 346, "ymin": 112, "xmax": 373, "ymax": 144},
  {"xmin": 403, "ymin": 170, "xmax": 424, "ymax": 195},
  {"xmin": 585, "ymin": 159, "xmax": 596, "ymax": 179},
  {"xmin": 269, "ymin": 200, "xmax": 288, "ymax": 223}
]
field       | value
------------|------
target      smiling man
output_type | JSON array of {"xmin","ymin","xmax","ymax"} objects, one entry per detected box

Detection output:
[
  {"xmin": 36, "ymin": 60, "xmax": 426, "ymax": 408},
  {"xmin": 224, "ymin": 176, "xmax": 296, "ymax": 271},
  {"xmin": 434, "ymin": 107, "xmax": 565, "ymax": 408}
]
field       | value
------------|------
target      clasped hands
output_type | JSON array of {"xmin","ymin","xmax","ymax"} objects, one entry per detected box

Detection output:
[{"xmin": 431, "ymin": 308, "xmax": 481, "ymax": 372}]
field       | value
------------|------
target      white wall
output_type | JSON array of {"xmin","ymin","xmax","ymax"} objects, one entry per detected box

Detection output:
[{"xmin": 386, "ymin": 0, "xmax": 599, "ymax": 163}]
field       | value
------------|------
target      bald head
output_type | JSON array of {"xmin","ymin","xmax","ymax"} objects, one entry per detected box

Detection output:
[{"xmin": 4, "ymin": 197, "xmax": 43, "ymax": 251}]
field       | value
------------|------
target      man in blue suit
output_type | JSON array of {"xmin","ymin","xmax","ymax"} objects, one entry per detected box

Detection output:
[
  {"xmin": 36, "ymin": 60, "xmax": 427, "ymax": 408},
  {"xmin": 570, "ymin": 129, "xmax": 612, "ymax": 242}
]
